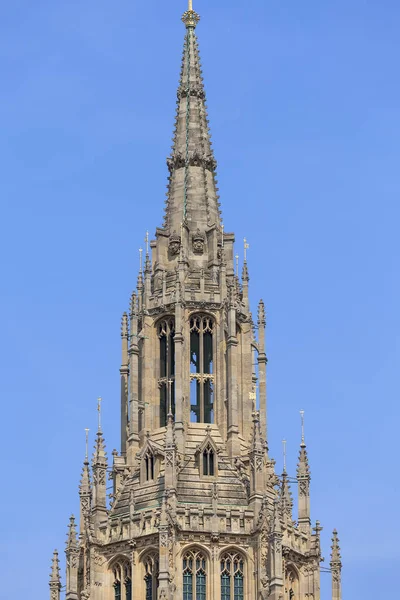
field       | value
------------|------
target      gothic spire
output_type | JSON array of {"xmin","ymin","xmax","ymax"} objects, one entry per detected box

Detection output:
[
  {"xmin": 164, "ymin": 1, "xmax": 220, "ymax": 234},
  {"xmin": 297, "ymin": 410, "xmax": 311, "ymax": 532},
  {"xmin": 330, "ymin": 529, "xmax": 343, "ymax": 600},
  {"xmin": 65, "ymin": 516, "xmax": 79, "ymax": 600},
  {"xmin": 92, "ymin": 421, "xmax": 108, "ymax": 516},
  {"xmin": 49, "ymin": 550, "xmax": 61, "ymax": 600},
  {"xmin": 280, "ymin": 470, "xmax": 294, "ymax": 524},
  {"xmin": 79, "ymin": 429, "xmax": 92, "ymax": 532},
  {"xmin": 331, "ymin": 529, "xmax": 342, "ymax": 564}
]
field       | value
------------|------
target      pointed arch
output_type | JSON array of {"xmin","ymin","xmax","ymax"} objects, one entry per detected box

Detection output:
[
  {"xmin": 218, "ymin": 549, "xmax": 247, "ymax": 600},
  {"xmin": 140, "ymin": 550, "xmax": 159, "ymax": 600},
  {"xmin": 194, "ymin": 427, "xmax": 220, "ymax": 477},
  {"xmin": 109, "ymin": 556, "xmax": 132, "ymax": 600},
  {"xmin": 181, "ymin": 546, "xmax": 209, "ymax": 600},
  {"xmin": 189, "ymin": 314, "xmax": 215, "ymax": 424},
  {"xmin": 285, "ymin": 564, "xmax": 300, "ymax": 600}
]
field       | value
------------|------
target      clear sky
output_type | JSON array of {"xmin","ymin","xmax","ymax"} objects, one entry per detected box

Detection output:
[{"xmin": 0, "ymin": 1, "xmax": 398, "ymax": 598}]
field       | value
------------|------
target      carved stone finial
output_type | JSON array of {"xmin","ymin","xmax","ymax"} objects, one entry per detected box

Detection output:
[
  {"xmin": 258, "ymin": 299, "xmax": 266, "ymax": 327},
  {"xmin": 331, "ymin": 529, "xmax": 342, "ymax": 565},
  {"xmin": 121, "ymin": 312, "xmax": 128, "ymax": 337},
  {"xmin": 66, "ymin": 515, "xmax": 78, "ymax": 549},
  {"xmin": 50, "ymin": 550, "xmax": 61, "ymax": 583}
]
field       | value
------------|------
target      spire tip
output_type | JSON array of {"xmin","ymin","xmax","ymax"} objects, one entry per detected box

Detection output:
[{"xmin": 182, "ymin": 0, "xmax": 200, "ymax": 28}]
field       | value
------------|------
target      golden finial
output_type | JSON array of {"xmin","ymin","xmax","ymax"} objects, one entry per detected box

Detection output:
[
  {"xmin": 97, "ymin": 397, "xmax": 102, "ymax": 432},
  {"xmin": 244, "ymin": 237, "xmax": 249, "ymax": 262},
  {"xmin": 282, "ymin": 439, "xmax": 287, "ymax": 473},
  {"xmin": 300, "ymin": 409, "xmax": 305, "ymax": 444},
  {"xmin": 168, "ymin": 378, "xmax": 174, "ymax": 417},
  {"xmin": 182, "ymin": 0, "xmax": 200, "ymax": 28},
  {"xmin": 139, "ymin": 247, "xmax": 143, "ymax": 272},
  {"xmin": 84, "ymin": 428, "xmax": 90, "ymax": 460}
]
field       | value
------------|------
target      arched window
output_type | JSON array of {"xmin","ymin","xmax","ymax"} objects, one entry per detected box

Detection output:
[
  {"xmin": 285, "ymin": 568, "xmax": 299, "ymax": 600},
  {"xmin": 183, "ymin": 549, "xmax": 207, "ymax": 600},
  {"xmin": 220, "ymin": 552, "xmax": 244, "ymax": 600},
  {"xmin": 144, "ymin": 452, "xmax": 155, "ymax": 481},
  {"xmin": 112, "ymin": 560, "xmax": 132, "ymax": 600},
  {"xmin": 143, "ymin": 553, "xmax": 159, "ymax": 600},
  {"xmin": 158, "ymin": 319, "xmax": 175, "ymax": 427},
  {"xmin": 202, "ymin": 444, "xmax": 215, "ymax": 476},
  {"xmin": 190, "ymin": 315, "xmax": 214, "ymax": 423}
]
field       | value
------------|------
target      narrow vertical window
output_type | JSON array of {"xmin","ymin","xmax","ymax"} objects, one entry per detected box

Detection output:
[
  {"xmin": 183, "ymin": 550, "xmax": 207, "ymax": 600},
  {"xmin": 125, "ymin": 578, "xmax": 132, "ymax": 600},
  {"xmin": 112, "ymin": 562, "xmax": 131, "ymax": 600},
  {"xmin": 220, "ymin": 553, "xmax": 244, "ymax": 600},
  {"xmin": 158, "ymin": 319, "xmax": 175, "ymax": 426},
  {"xmin": 190, "ymin": 316, "xmax": 214, "ymax": 423},
  {"xmin": 144, "ymin": 452, "xmax": 155, "ymax": 482},
  {"xmin": 202, "ymin": 445, "xmax": 215, "ymax": 476},
  {"xmin": 143, "ymin": 554, "xmax": 159, "ymax": 600},
  {"xmin": 114, "ymin": 581, "xmax": 121, "ymax": 600}
]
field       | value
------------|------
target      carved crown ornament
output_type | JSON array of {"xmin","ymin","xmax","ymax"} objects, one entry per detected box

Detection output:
[
  {"xmin": 168, "ymin": 231, "xmax": 181, "ymax": 255},
  {"xmin": 192, "ymin": 229, "xmax": 205, "ymax": 254},
  {"xmin": 167, "ymin": 150, "xmax": 217, "ymax": 173},
  {"xmin": 178, "ymin": 83, "xmax": 205, "ymax": 100}
]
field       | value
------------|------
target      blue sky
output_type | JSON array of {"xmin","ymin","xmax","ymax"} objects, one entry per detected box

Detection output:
[{"xmin": 0, "ymin": 0, "xmax": 399, "ymax": 598}]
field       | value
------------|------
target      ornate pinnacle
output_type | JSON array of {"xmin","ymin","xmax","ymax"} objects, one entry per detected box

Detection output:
[
  {"xmin": 66, "ymin": 515, "xmax": 78, "ymax": 549},
  {"xmin": 130, "ymin": 291, "xmax": 137, "ymax": 316},
  {"xmin": 257, "ymin": 299, "xmax": 266, "ymax": 327},
  {"xmin": 331, "ymin": 529, "xmax": 342, "ymax": 565},
  {"xmin": 272, "ymin": 498, "xmax": 282, "ymax": 534},
  {"xmin": 49, "ymin": 550, "xmax": 61, "ymax": 585},
  {"xmin": 182, "ymin": 0, "xmax": 200, "ymax": 28},
  {"xmin": 121, "ymin": 312, "xmax": 128, "ymax": 338}
]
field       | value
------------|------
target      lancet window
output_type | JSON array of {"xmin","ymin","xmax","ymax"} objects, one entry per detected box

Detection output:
[
  {"xmin": 143, "ymin": 553, "xmax": 159, "ymax": 600},
  {"xmin": 285, "ymin": 568, "xmax": 298, "ymax": 600},
  {"xmin": 220, "ymin": 552, "xmax": 244, "ymax": 600},
  {"xmin": 202, "ymin": 444, "xmax": 215, "ymax": 476},
  {"xmin": 144, "ymin": 451, "xmax": 155, "ymax": 481},
  {"xmin": 158, "ymin": 319, "xmax": 175, "ymax": 427},
  {"xmin": 190, "ymin": 315, "xmax": 214, "ymax": 423},
  {"xmin": 183, "ymin": 550, "xmax": 207, "ymax": 600},
  {"xmin": 112, "ymin": 561, "xmax": 132, "ymax": 600}
]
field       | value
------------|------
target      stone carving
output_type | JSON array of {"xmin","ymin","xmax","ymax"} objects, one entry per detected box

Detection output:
[
  {"xmin": 259, "ymin": 575, "xmax": 270, "ymax": 599},
  {"xmin": 192, "ymin": 229, "xmax": 205, "ymax": 254},
  {"xmin": 168, "ymin": 231, "xmax": 181, "ymax": 255}
]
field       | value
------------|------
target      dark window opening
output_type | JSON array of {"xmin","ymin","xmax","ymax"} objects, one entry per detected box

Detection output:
[
  {"xmin": 202, "ymin": 445, "xmax": 215, "ymax": 476},
  {"xmin": 158, "ymin": 319, "xmax": 175, "ymax": 427},
  {"xmin": 190, "ymin": 316, "xmax": 214, "ymax": 424},
  {"xmin": 145, "ymin": 454, "xmax": 154, "ymax": 481}
]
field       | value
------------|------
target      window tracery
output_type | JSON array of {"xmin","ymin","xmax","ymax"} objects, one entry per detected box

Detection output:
[
  {"xmin": 183, "ymin": 549, "xmax": 207, "ymax": 600},
  {"xmin": 158, "ymin": 318, "xmax": 175, "ymax": 427},
  {"xmin": 112, "ymin": 560, "xmax": 132, "ymax": 600},
  {"xmin": 202, "ymin": 444, "xmax": 215, "ymax": 477},
  {"xmin": 190, "ymin": 315, "xmax": 214, "ymax": 423},
  {"xmin": 220, "ymin": 552, "xmax": 244, "ymax": 600},
  {"xmin": 285, "ymin": 567, "xmax": 299, "ymax": 600},
  {"xmin": 143, "ymin": 553, "xmax": 159, "ymax": 600}
]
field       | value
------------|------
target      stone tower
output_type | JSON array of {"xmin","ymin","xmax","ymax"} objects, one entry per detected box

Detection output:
[{"xmin": 51, "ymin": 4, "xmax": 342, "ymax": 600}]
